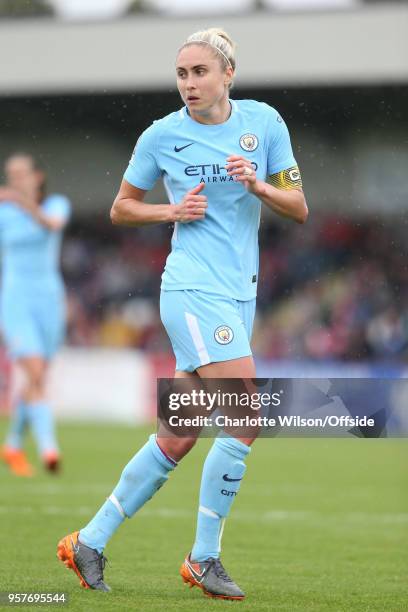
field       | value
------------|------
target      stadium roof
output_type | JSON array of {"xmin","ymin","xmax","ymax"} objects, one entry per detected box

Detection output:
[{"xmin": 0, "ymin": 4, "xmax": 407, "ymax": 95}]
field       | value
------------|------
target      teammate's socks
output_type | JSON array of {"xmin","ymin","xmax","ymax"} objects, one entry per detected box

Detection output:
[
  {"xmin": 25, "ymin": 401, "xmax": 58, "ymax": 455},
  {"xmin": 5, "ymin": 399, "xmax": 27, "ymax": 450},
  {"xmin": 79, "ymin": 434, "xmax": 177, "ymax": 553},
  {"xmin": 191, "ymin": 436, "xmax": 250, "ymax": 562}
]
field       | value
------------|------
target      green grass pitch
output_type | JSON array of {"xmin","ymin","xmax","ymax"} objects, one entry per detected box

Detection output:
[{"xmin": 0, "ymin": 420, "xmax": 407, "ymax": 611}]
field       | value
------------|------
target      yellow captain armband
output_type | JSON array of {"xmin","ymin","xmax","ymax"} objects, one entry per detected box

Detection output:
[{"xmin": 267, "ymin": 166, "xmax": 303, "ymax": 190}]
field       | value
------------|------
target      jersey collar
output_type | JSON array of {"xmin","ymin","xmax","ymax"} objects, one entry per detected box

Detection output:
[{"xmin": 179, "ymin": 99, "xmax": 238, "ymax": 123}]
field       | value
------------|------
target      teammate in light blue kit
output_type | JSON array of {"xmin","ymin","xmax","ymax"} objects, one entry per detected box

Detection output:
[
  {"xmin": 58, "ymin": 28, "xmax": 308, "ymax": 599},
  {"xmin": 0, "ymin": 153, "xmax": 70, "ymax": 476}
]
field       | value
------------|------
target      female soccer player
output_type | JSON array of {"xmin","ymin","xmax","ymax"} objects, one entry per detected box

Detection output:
[
  {"xmin": 0, "ymin": 153, "xmax": 71, "ymax": 476},
  {"xmin": 58, "ymin": 28, "xmax": 307, "ymax": 600}
]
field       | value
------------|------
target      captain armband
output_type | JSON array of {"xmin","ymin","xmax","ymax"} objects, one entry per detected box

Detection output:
[{"xmin": 267, "ymin": 166, "xmax": 303, "ymax": 190}]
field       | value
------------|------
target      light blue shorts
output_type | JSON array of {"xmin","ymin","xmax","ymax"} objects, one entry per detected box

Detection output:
[
  {"xmin": 160, "ymin": 289, "xmax": 256, "ymax": 373},
  {"xmin": 0, "ymin": 290, "xmax": 66, "ymax": 360}
]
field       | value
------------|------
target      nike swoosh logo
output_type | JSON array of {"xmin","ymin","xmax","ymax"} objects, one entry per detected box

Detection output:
[
  {"xmin": 223, "ymin": 474, "xmax": 243, "ymax": 482},
  {"xmin": 174, "ymin": 142, "xmax": 194, "ymax": 153},
  {"xmin": 185, "ymin": 559, "xmax": 205, "ymax": 583}
]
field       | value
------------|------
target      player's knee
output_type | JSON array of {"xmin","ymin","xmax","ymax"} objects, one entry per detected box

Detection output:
[
  {"xmin": 23, "ymin": 370, "xmax": 46, "ymax": 401},
  {"xmin": 30, "ymin": 372, "xmax": 46, "ymax": 393},
  {"xmin": 22, "ymin": 360, "xmax": 46, "ymax": 386}
]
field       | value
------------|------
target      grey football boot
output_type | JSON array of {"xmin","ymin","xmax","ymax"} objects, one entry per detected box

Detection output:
[
  {"xmin": 180, "ymin": 553, "xmax": 245, "ymax": 600},
  {"xmin": 57, "ymin": 531, "xmax": 111, "ymax": 592}
]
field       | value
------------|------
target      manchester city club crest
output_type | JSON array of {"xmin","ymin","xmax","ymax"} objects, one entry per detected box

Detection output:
[
  {"xmin": 214, "ymin": 325, "xmax": 234, "ymax": 345},
  {"xmin": 239, "ymin": 133, "xmax": 259, "ymax": 152}
]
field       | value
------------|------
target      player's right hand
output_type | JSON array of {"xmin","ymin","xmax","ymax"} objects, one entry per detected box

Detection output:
[{"xmin": 172, "ymin": 183, "xmax": 207, "ymax": 223}]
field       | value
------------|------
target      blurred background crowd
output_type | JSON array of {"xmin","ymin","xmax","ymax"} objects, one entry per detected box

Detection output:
[{"xmin": 62, "ymin": 214, "xmax": 408, "ymax": 362}]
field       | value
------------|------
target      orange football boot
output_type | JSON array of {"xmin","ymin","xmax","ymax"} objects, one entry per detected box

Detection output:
[
  {"xmin": 180, "ymin": 553, "xmax": 245, "ymax": 600},
  {"xmin": 1, "ymin": 445, "xmax": 35, "ymax": 477},
  {"xmin": 42, "ymin": 450, "xmax": 61, "ymax": 473},
  {"xmin": 57, "ymin": 531, "xmax": 110, "ymax": 591}
]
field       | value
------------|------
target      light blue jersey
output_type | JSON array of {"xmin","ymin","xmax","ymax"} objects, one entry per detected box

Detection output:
[
  {"xmin": 0, "ymin": 194, "xmax": 71, "ymax": 358},
  {"xmin": 0, "ymin": 194, "xmax": 70, "ymax": 294},
  {"xmin": 124, "ymin": 99, "xmax": 297, "ymax": 301}
]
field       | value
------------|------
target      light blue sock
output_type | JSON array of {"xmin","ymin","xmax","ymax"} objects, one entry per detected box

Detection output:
[
  {"xmin": 5, "ymin": 399, "xmax": 27, "ymax": 450},
  {"xmin": 79, "ymin": 434, "xmax": 177, "ymax": 553},
  {"xmin": 191, "ymin": 436, "xmax": 251, "ymax": 562},
  {"xmin": 25, "ymin": 401, "xmax": 58, "ymax": 455}
]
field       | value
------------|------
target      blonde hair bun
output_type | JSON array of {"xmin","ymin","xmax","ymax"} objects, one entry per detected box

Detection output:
[{"xmin": 182, "ymin": 27, "xmax": 236, "ymax": 71}]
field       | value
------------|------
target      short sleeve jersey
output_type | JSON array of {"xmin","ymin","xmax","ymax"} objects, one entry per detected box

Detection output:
[
  {"xmin": 124, "ymin": 99, "xmax": 297, "ymax": 301},
  {"xmin": 0, "ymin": 194, "xmax": 71, "ymax": 293}
]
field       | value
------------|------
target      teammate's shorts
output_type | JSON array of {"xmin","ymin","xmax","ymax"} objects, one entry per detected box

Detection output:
[
  {"xmin": 0, "ymin": 289, "xmax": 66, "ymax": 360},
  {"xmin": 160, "ymin": 289, "xmax": 256, "ymax": 372}
]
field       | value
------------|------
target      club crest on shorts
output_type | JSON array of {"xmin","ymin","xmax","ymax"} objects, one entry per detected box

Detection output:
[
  {"xmin": 239, "ymin": 133, "xmax": 259, "ymax": 152},
  {"xmin": 214, "ymin": 325, "xmax": 234, "ymax": 345}
]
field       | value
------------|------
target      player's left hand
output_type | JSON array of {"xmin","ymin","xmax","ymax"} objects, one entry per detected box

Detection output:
[{"xmin": 226, "ymin": 155, "xmax": 257, "ymax": 192}]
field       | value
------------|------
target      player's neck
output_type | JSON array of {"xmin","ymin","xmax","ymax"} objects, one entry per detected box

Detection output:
[{"xmin": 189, "ymin": 98, "xmax": 232, "ymax": 125}]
